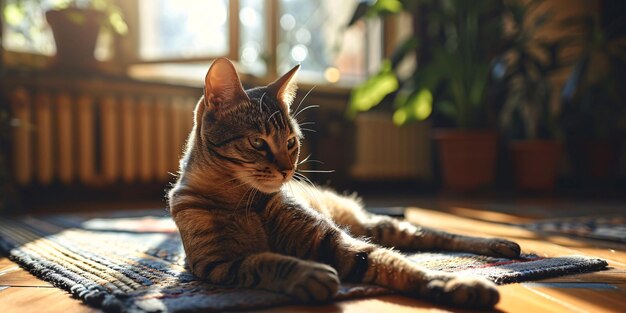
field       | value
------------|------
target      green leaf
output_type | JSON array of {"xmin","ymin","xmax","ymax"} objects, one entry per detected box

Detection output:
[
  {"xmin": 66, "ymin": 10, "xmax": 87, "ymax": 25},
  {"xmin": 393, "ymin": 108, "xmax": 409, "ymax": 125},
  {"xmin": 469, "ymin": 63, "xmax": 489, "ymax": 107},
  {"xmin": 348, "ymin": 60, "xmax": 399, "ymax": 116},
  {"xmin": 368, "ymin": 0, "xmax": 404, "ymax": 16},
  {"xmin": 390, "ymin": 37, "xmax": 418, "ymax": 68},
  {"xmin": 109, "ymin": 11, "xmax": 128, "ymax": 35},
  {"xmin": 4, "ymin": 4, "xmax": 25, "ymax": 26},
  {"xmin": 403, "ymin": 88, "xmax": 433, "ymax": 121}
]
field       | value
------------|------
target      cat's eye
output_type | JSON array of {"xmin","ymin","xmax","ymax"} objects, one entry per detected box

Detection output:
[
  {"xmin": 250, "ymin": 137, "xmax": 266, "ymax": 150},
  {"xmin": 287, "ymin": 137, "xmax": 297, "ymax": 149}
]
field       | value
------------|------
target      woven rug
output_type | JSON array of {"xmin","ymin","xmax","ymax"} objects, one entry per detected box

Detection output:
[
  {"xmin": 0, "ymin": 211, "xmax": 608, "ymax": 313},
  {"xmin": 525, "ymin": 215, "xmax": 626, "ymax": 243}
]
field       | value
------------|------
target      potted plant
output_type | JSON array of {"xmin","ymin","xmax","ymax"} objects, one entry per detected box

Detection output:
[
  {"xmin": 559, "ymin": 14, "xmax": 626, "ymax": 182},
  {"xmin": 347, "ymin": 0, "xmax": 505, "ymax": 191},
  {"xmin": 494, "ymin": 0, "xmax": 564, "ymax": 191},
  {"xmin": 44, "ymin": 0, "xmax": 127, "ymax": 69}
]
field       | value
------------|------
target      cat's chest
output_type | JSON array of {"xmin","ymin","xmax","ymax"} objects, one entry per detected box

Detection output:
[{"xmin": 229, "ymin": 213, "xmax": 272, "ymax": 251}]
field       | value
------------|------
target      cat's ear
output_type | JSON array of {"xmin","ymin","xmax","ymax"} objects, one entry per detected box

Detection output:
[
  {"xmin": 268, "ymin": 64, "xmax": 300, "ymax": 111},
  {"xmin": 204, "ymin": 58, "xmax": 248, "ymax": 112}
]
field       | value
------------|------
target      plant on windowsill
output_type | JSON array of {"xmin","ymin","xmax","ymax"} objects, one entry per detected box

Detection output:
[
  {"xmin": 347, "ymin": 0, "xmax": 505, "ymax": 192},
  {"xmin": 559, "ymin": 14, "xmax": 626, "ymax": 183},
  {"xmin": 493, "ymin": 0, "xmax": 565, "ymax": 191},
  {"xmin": 45, "ymin": 0, "xmax": 128, "ymax": 70}
]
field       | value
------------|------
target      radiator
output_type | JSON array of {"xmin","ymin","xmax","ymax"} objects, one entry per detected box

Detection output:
[
  {"xmin": 9, "ymin": 86, "xmax": 198, "ymax": 186},
  {"xmin": 350, "ymin": 112, "xmax": 431, "ymax": 180}
]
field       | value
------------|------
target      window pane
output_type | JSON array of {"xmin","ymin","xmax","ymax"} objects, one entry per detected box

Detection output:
[
  {"xmin": 139, "ymin": 0, "xmax": 229, "ymax": 60},
  {"xmin": 239, "ymin": 0, "xmax": 267, "ymax": 76},
  {"xmin": 278, "ymin": 0, "xmax": 381, "ymax": 83},
  {"xmin": 2, "ymin": 0, "xmax": 55, "ymax": 55}
]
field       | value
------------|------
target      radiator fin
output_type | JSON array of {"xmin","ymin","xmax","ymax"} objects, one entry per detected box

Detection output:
[{"xmin": 10, "ymin": 88, "xmax": 197, "ymax": 186}]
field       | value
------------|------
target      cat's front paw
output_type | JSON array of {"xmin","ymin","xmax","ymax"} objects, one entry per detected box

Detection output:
[
  {"xmin": 483, "ymin": 238, "xmax": 521, "ymax": 258},
  {"xmin": 285, "ymin": 263, "xmax": 340, "ymax": 303},
  {"xmin": 426, "ymin": 275, "xmax": 500, "ymax": 308}
]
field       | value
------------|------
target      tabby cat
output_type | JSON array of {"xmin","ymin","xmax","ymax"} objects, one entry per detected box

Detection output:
[{"xmin": 168, "ymin": 58, "xmax": 521, "ymax": 309}]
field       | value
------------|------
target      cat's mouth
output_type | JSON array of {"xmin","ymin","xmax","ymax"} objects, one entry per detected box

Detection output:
[
  {"xmin": 255, "ymin": 179, "xmax": 286, "ymax": 193},
  {"xmin": 245, "ymin": 173, "xmax": 292, "ymax": 194}
]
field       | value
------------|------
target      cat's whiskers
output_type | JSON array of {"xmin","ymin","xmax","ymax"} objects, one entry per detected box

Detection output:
[
  {"xmin": 292, "ymin": 180, "xmax": 315, "ymax": 199},
  {"xmin": 267, "ymin": 110, "xmax": 280, "ymax": 123},
  {"xmin": 259, "ymin": 92, "xmax": 266, "ymax": 112},
  {"xmin": 234, "ymin": 184, "xmax": 255, "ymax": 213},
  {"xmin": 293, "ymin": 172, "xmax": 316, "ymax": 190},
  {"xmin": 293, "ymin": 85, "xmax": 316, "ymax": 116},
  {"xmin": 293, "ymin": 105, "xmax": 320, "ymax": 120},
  {"xmin": 298, "ymin": 159, "xmax": 324, "ymax": 166},
  {"xmin": 244, "ymin": 186, "xmax": 257, "ymax": 224},
  {"xmin": 298, "ymin": 169, "xmax": 335, "ymax": 173},
  {"xmin": 297, "ymin": 154, "xmax": 324, "ymax": 166},
  {"xmin": 291, "ymin": 177, "xmax": 318, "ymax": 202},
  {"xmin": 298, "ymin": 154, "xmax": 312, "ymax": 165},
  {"xmin": 244, "ymin": 184, "xmax": 260, "ymax": 224}
]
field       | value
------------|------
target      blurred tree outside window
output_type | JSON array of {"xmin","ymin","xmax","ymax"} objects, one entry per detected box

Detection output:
[
  {"xmin": 2, "ymin": 0, "xmax": 56, "ymax": 55},
  {"xmin": 2, "ymin": 0, "xmax": 380, "ymax": 84},
  {"xmin": 138, "ymin": 0, "xmax": 229, "ymax": 61},
  {"xmin": 277, "ymin": 0, "xmax": 381, "ymax": 83},
  {"xmin": 239, "ymin": 0, "xmax": 267, "ymax": 76}
]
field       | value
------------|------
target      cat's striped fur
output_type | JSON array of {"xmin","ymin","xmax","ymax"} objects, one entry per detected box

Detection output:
[{"xmin": 168, "ymin": 58, "xmax": 521, "ymax": 308}]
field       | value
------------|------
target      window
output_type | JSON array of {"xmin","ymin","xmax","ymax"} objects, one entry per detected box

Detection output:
[
  {"xmin": 138, "ymin": 0, "xmax": 229, "ymax": 60},
  {"xmin": 239, "ymin": 0, "xmax": 267, "ymax": 76},
  {"xmin": 277, "ymin": 0, "xmax": 381, "ymax": 83},
  {"xmin": 2, "ymin": 0, "xmax": 382, "ymax": 84},
  {"xmin": 134, "ymin": 0, "xmax": 381, "ymax": 83},
  {"xmin": 2, "ymin": 0, "xmax": 56, "ymax": 55}
]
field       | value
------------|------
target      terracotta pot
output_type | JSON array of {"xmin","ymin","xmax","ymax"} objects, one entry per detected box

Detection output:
[
  {"xmin": 45, "ymin": 8, "xmax": 105, "ymax": 68},
  {"xmin": 511, "ymin": 140, "xmax": 561, "ymax": 191},
  {"xmin": 584, "ymin": 141, "xmax": 616, "ymax": 180},
  {"xmin": 433, "ymin": 130, "xmax": 498, "ymax": 191}
]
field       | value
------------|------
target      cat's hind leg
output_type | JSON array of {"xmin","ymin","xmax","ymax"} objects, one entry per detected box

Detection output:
[
  {"xmin": 313, "ymin": 190, "xmax": 520, "ymax": 258},
  {"xmin": 265, "ymin": 194, "xmax": 501, "ymax": 308},
  {"xmin": 357, "ymin": 213, "xmax": 520, "ymax": 258}
]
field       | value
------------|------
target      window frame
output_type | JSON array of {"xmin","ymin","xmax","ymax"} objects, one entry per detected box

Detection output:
[
  {"xmin": 124, "ymin": 0, "xmax": 392, "ymax": 84},
  {"xmin": 2, "ymin": 0, "xmax": 397, "ymax": 85},
  {"xmin": 134, "ymin": 0, "xmax": 239, "ymax": 63}
]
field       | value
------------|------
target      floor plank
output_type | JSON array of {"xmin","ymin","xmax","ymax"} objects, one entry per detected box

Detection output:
[
  {"xmin": 0, "ymin": 270, "xmax": 53, "ymax": 287},
  {"xmin": 516, "ymin": 283, "xmax": 626, "ymax": 313},
  {"xmin": 0, "ymin": 257, "xmax": 18, "ymax": 271},
  {"xmin": 405, "ymin": 207, "xmax": 626, "ymax": 264},
  {"xmin": 0, "ymin": 257, "xmax": 52, "ymax": 287},
  {"xmin": 538, "ymin": 270, "xmax": 626, "ymax": 284},
  {"xmin": 0, "ymin": 287, "xmax": 99, "ymax": 313}
]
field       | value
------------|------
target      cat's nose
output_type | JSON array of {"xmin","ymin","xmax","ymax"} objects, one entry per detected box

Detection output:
[{"xmin": 275, "ymin": 152, "xmax": 294, "ymax": 178}]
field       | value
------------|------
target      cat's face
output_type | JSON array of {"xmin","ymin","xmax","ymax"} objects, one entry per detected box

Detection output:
[{"xmin": 200, "ymin": 58, "xmax": 302, "ymax": 194}]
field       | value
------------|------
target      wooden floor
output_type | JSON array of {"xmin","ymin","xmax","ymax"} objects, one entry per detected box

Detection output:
[{"xmin": 1, "ymin": 200, "xmax": 625, "ymax": 313}]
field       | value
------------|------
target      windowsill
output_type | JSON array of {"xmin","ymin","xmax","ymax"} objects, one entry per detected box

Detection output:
[
  {"xmin": 127, "ymin": 63, "xmax": 208, "ymax": 87},
  {"xmin": 126, "ymin": 62, "xmax": 356, "ymax": 96},
  {"xmin": 1, "ymin": 50, "xmax": 355, "ymax": 99}
]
